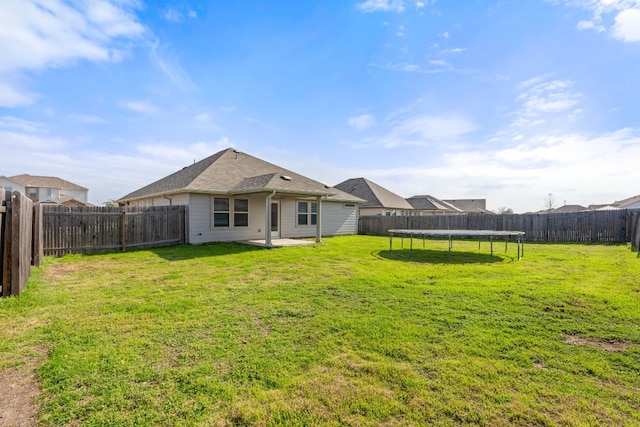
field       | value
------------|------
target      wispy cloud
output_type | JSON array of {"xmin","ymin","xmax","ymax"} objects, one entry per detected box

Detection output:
[
  {"xmin": 356, "ymin": 0, "xmax": 406, "ymax": 13},
  {"xmin": 348, "ymin": 114, "xmax": 376, "ymax": 130},
  {"xmin": 68, "ymin": 114, "xmax": 110, "ymax": 124},
  {"xmin": 353, "ymin": 108, "xmax": 477, "ymax": 148},
  {"xmin": 163, "ymin": 7, "xmax": 198, "ymax": 23},
  {"xmin": 119, "ymin": 100, "xmax": 158, "ymax": 114},
  {"xmin": 0, "ymin": 0, "xmax": 144, "ymax": 107},
  {"xmin": 511, "ymin": 77, "xmax": 582, "ymax": 127},
  {"xmin": 149, "ymin": 39, "xmax": 195, "ymax": 92}
]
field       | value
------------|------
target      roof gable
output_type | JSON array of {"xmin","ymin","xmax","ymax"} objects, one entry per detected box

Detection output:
[
  {"xmin": 407, "ymin": 195, "xmax": 463, "ymax": 213},
  {"xmin": 9, "ymin": 174, "xmax": 87, "ymax": 191},
  {"xmin": 334, "ymin": 178, "xmax": 413, "ymax": 209},
  {"xmin": 119, "ymin": 148, "xmax": 363, "ymax": 202}
]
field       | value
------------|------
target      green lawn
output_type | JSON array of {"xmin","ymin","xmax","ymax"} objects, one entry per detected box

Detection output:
[{"xmin": 1, "ymin": 235, "xmax": 639, "ymax": 426}]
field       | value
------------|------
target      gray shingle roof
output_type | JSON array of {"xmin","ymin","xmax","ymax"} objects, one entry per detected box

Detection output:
[
  {"xmin": 9, "ymin": 174, "xmax": 88, "ymax": 191},
  {"xmin": 118, "ymin": 148, "xmax": 363, "ymax": 203},
  {"xmin": 334, "ymin": 178, "xmax": 413, "ymax": 210},
  {"xmin": 406, "ymin": 195, "xmax": 463, "ymax": 213}
]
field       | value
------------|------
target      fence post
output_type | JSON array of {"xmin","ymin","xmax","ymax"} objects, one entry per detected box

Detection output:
[
  {"xmin": 121, "ymin": 210, "xmax": 127, "ymax": 252},
  {"xmin": 1, "ymin": 190, "xmax": 9, "ymax": 296},
  {"xmin": 33, "ymin": 203, "xmax": 44, "ymax": 267}
]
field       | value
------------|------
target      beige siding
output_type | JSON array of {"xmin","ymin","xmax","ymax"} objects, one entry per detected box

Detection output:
[
  {"xmin": 0, "ymin": 178, "xmax": 24, "ymax": 194},
  {"xmin": 281, "ymin": 199, "xmax": 358, "ymax": 238},
  {"xmin": 63, "ymin": 189, "xmax": 88, "ymax": 203},
  {"xmin": 188, "ymin": 194, "xmax": 269, "ymax": 244}
]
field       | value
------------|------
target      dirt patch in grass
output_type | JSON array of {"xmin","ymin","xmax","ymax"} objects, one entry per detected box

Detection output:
[
  {"xmin": 0, "ymin": 367, "xmax": 41, "ymax": 426},
  {"xmin": 42, "ymin": 262, "xmax": 82, "ymax": 280},
  {"xmin": 564, "ymin": 335, "xmax": 634, "ymax": 352}
]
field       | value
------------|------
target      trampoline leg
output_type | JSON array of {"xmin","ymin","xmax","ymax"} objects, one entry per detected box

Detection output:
[
  {"xmin": 490, "ymin": 237, "xmax": 493, "ymax": 262},
  {"xmin": 410, "ymin": 235, "xmax": 413, "ymax": 257}
]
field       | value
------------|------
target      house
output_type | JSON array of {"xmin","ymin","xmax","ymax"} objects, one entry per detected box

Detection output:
[
  {"xmin": 0, "ymin": 174, "xmax": 90, "ymax": 206},
  {"xmin": 539, "ymin": 204, "xmax": 587, "ymax": 214},
  {"xmin": 591, "ymin": 194, "xmax": 640, "ymax": 211},
  {"xmin": 117, "ymin": 148, "xmax": 364, "ymax": 245},
  {"xmin": 443, "ymin": 199, "xmax": 494, "ymax": 214},
  {"xmin": 333, "ymin": 177, "xmax": 414, "ymax": 216},
  {"xmin": 406, "ymin": 195, "xmax": 464, "ymax": 215}
]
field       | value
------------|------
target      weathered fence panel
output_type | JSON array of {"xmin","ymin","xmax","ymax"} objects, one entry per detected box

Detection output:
[
  {"xmin": 0, "ymin": 188, "xmax": 6, "ymax": 295},
  {"xmin": 41, "ymin": 205, "xmax": 187, "ymax": 256},
  {"xmin": 359, "ymin": 210, "xmax": 637, "ymax": 244},
  {"xmin": 628, "ymin": 210, "xmax": 640, "ymax": 252},
  {"xmin": 1, "ymin": 192, "xmax": 34, "ymax": 296}
]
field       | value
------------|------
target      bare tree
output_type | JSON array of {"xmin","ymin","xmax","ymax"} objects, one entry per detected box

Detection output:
[
  {"xmin": 497, "ymin": 206, "xmax": 514, "ymax": 215},
  {"xmin": 543, "ymin": 193, "xmax": 556, "ymax": 210}
]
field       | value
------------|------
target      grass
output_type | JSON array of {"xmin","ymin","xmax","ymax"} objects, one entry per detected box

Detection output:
[{"xmin": 1, "ymin": 235, "xmax": 639, "ymax": 426}]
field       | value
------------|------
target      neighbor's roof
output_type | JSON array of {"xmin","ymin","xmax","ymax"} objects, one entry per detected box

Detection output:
[
  {"xmin": 334, "ymin": 178, "xmax": 414, "ymax": 210},
  {"xmin": 9, "ymin": 174, "xmax": 87, "ymax": 191},
  {"xmin": 443, "ymin": 199, "xmax": 493, "ymax": 214},
  {"xmin": 118, "ymin": 148, "xmax": 363, "ymax": 203},
  {"xmin": 406, "ymin": 195, "xmax": 464, "ymax": 213},
  {"xmin": 611, "ymin": 194, "xmax": 640, "ymax": 209}
]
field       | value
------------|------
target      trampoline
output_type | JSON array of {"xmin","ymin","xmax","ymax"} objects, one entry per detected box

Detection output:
[{"xmin": 388, "ymin": 229, "xmax": 525, "ymax": 261}]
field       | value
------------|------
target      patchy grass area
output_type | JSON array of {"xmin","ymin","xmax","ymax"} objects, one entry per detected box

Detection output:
[{"xmin": 1, "ymin": 236, "xmax": 639, "ymax": 426}]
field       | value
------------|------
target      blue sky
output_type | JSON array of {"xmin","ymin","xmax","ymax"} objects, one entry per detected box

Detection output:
[{"xmin": 1, "ymin": 0, "xmax": 639, "ymax": 212}]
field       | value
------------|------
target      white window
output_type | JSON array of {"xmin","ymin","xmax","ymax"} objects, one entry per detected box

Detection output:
[
  {"xmin": 213, "ymin": 198, "xmax": 230, "ymax": 227},
  {"xmin": 297, "ymin": 201, "xmax": 317, "ymax": 226},
  {"xmin": 234, "ymin": 199, "xmax": 249, "ymax": 227}
]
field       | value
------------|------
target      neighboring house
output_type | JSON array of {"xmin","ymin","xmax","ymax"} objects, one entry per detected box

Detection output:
[
  {"xmin": 536, "ymin": 204, "xmax": 587, "ymax": 214},
  {"xmin": 333, "ymin": 177, "xmax": 414, "ymax": 216},
  {"xmin": 0, "ymin": 174, "xmax": 90, "ymax": 206},
  {"xmin": 406, "ymin": 195, "xmax": 464, "ymax": 215},
  {"xmin": 591, "ymin": 194, "xmax": 640, "ymax": 211},
  {"xmin": 117, "ymin": 148, "xmax": 364, "ymax": 245},
  {"xmin": 444, "ymin": 199, "xmax": 494, "ymax": 214}
]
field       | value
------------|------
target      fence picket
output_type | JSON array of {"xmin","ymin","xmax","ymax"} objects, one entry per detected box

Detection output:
[{"xmin": 359, "ymin": 210, "xmax": 638, "ymax": 245}]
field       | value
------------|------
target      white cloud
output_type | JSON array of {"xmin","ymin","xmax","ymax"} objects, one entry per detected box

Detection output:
[
  {"xmin": 0, "ymin": 0, "xmax": 144, "ymax": 72},
  {"xmin": 350, "ymin": 128, "xmax": 640, "ymax": 212},
  {"xmin": 348, "ymin": 114, "xmax": 376, "ymax": 130},
  {"xmin": 558, "ymin": 0, "xmax": 640, "ymax": 42},
  {"xmin": 356, "ymin": 0, "xmax": 405, "ymax": 13},
  {"xmin": 0, "ymin": 0, "xmax": 144, "ymax": 107},
  {"xmin": 612, "ymin": 8, "xmax": 640, "ymax": 41},
  {"xmin": 576, "ymin": 20, "xmax": 606, "ymax": 31}
]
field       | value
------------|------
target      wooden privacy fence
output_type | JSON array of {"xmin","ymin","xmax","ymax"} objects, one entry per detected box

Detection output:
[
  {"xmin": 41, "ymin": 205, "xmax": 188, "ymax": 257},
  {"xmin": 1, "ymin": 190, "xmax": 34, "ymax": 296},
  {"xmin": 629, "ymin": 210, "xmax": 640, "ymax": 252},
  {"xmin": 359, "ymin": 209, "xmax": 639, "ymax": 245}
]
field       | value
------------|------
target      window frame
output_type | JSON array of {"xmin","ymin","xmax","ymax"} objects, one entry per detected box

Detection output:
[
  {"xmin": 233, "ymin": 198, "xmax": 249, "ymax": 227},
  {"xmin": 213, "ymin": 197, "xmax": 230, "ymax": 227},
  {"xmin": 297, "ymin": 201, "xmax": 318, "ymax": 226}
]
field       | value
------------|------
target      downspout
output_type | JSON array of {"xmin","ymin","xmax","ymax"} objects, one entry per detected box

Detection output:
[
  {"xmin": 265, "ymin": 190, "xmax": 276, "ymax": 248},
  {"xmin": 162, "ymin": 194, "xmax": 173, "ymax": 206}
]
